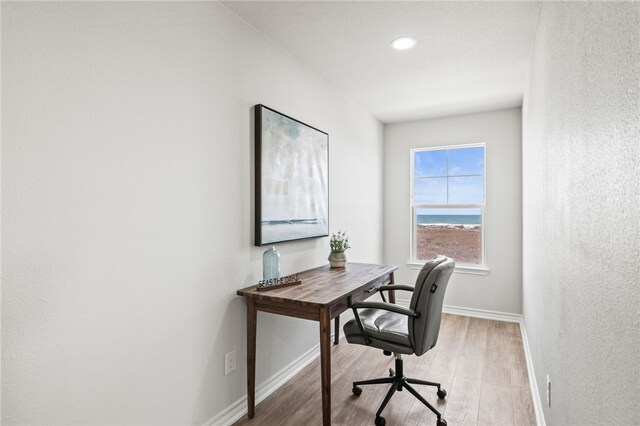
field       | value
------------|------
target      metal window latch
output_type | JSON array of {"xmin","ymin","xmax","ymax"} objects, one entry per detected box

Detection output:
[{"xmin": 430, "ymin": 284, "xmax": 438, "ymax": 293}]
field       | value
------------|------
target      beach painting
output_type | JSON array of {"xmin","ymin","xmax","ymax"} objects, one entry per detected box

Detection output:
[{"xmin": 255, "ymin": 105, "xmax": 329, "ymax": 246}]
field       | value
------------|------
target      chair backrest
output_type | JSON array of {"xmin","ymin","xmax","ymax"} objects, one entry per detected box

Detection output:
[{"xmin": 408, "ymin": 256, "xmax": 455, "ymax": 356}]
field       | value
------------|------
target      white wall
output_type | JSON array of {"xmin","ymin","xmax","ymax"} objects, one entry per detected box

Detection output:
[
  {"xmin": 522, "ymin": 2, "xmax": 639, "ymax": 425},
  {"xmin": 1, "ymin": 2, "xmax": 384, "ymax": 424},
  {"xmin": 384, "ymin": 108, "xmax": 522, "ymax": 314}
]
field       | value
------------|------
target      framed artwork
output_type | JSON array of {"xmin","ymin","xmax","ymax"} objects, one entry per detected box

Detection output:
[{"xmin": 255, "ymin": 104, "xmax": 329, "ymax": 246}]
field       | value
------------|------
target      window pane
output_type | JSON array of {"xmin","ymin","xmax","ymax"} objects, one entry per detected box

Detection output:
[
  {"xmin": 447, "ymin": 146, "xmax": 484, "ymax": 176},
  {"xmin": 414, "ymin": 177, "xmax": 447, "ymax": 204},
  {"xmin": 414, "ymin": 150, "xmax": 447, "ymax": 178},
  {"xmin": 448, "ymin": 176, "xmax": 484, "ymax": 204},
  {"xmin": 415, "ymin": 208, "xmax": 482, "ymax": 264}
]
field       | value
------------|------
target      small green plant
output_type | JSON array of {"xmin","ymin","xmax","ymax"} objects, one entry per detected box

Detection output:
[{"xmin": 329, "ymin": 231, "xmax": 351, "ymax": 253}]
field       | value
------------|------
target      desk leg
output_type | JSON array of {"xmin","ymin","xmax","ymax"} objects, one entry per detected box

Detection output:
[
  {"xmin": 319, "ymin": 307, "xmax": 332, "ymax": 426},
  {"xmin": 388, "ymin": 271, "xmax": 396, "ymax": 304},
  {"xmin": 247, "ymin": 298, "xmax": 257, "ymax": 418},
  {"xmin": 333, "ymin": 315, "xmax": 340, "ymax": 344}
]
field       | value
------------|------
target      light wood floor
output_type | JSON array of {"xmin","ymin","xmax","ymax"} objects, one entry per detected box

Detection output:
[{"xmin": 233, "ymin": 314, "xmax": 535, "ymax": 426}]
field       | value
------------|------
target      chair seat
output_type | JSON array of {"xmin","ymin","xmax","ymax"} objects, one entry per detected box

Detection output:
[{"xmin": 344, "ymin": 307, "xmax": 413, "ymax": 353}]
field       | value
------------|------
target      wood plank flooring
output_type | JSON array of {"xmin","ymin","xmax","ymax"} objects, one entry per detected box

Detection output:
[{"xmin": 232, "ymin": 314, "xmax": 535, "ymax": 426}]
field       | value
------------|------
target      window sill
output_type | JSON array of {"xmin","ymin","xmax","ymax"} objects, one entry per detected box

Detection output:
[{"xmin": 407, "ymin": 261, "xmax": 490, "ymax": 276}]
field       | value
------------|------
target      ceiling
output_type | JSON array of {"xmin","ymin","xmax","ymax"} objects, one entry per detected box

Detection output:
[{"xmin": 223, "ymin": 1, "xmax": 541, "ymax": 123}]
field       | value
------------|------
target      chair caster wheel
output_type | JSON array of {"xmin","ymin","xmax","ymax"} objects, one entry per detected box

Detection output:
[
  {"xmin": 352, "ymin": 386, "xmax": 362, "ymax": 396},
  {"xmin": 437, "ymin": 418, "xmax": 448, "ymax": 426},
  {"xmin": 389, "ymin": 368, "xmax": 395, "ymax": 377},
  {"xmin": 437, "ymin": 388, "xmax": 447, "ymax": 399},
  {"xmin": 375, "ymin": 416, "xmax": 386, "ymax": 426}
]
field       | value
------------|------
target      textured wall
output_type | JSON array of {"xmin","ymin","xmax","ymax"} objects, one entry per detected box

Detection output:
[
  {"xmin": 384, "ymin": 108, "xmax": 523, "ymax": 314},
  {"xmin": 1, "ymin": 2, "xmax": 383, "ymax": 424},
  {"xmin": 522, "ymin": 2, "xmax": 640, "ymax": 424}
]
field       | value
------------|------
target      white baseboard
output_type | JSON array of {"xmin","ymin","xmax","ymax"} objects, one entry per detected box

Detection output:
[
  {"xmin": 395, "ymin": 299, "xmax": 522, "ymax": 323},
  {"xmin": 204, "ymin": 331, "xmax": 344, "ymax": 426},
  {"xmin": 205, "ymin": 306, "xmax": 546, "ymax": 426},
  {"xmin": 442, "ymin": 303, "xmax": 522, "ymax": 323},
  {"xmin": 519, "ymin": 320, "xmax": 547, "ymax": 426}
]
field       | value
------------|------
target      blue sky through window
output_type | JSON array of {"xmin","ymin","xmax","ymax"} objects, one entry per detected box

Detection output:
[
  {"xmin": 448, "ymin": 147, "xmax": 484, "ymax": 175},
  {"xmin": 413, "ymin": 146, "xmax": 484, "ymax": 207},
  {"xmin": 414, "ymin": 150, "xmax": 447, "ymax": 178}
]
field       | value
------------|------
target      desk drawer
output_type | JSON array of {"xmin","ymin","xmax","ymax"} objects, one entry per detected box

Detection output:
[
  {"xmin": 328, "ymin": 272, "xmax": 394, "ymax": 318},
  {"xmin": 351, "ymin": 276, "xmax": 390, "ymax": 304},
  {"xmin": 330, "ymin": 277, "xmax": 387, "ymax": 318}
]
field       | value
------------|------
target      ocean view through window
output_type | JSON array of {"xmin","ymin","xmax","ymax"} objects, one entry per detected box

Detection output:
[{"xmin": 411, "ymin": 144, "xmax": 485, "ymax": 266}]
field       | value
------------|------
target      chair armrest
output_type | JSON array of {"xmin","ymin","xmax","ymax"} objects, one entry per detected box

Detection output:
[
  {"xmin": 352, "ymin": 301, "xmax": 419, "ymax": 318},
  {"xmin": 377, "ymin": 285, "xmax": 414, "ymax": 293},
  {"xmin": 377, "ymin": 284, "xmax": 413, "ymax": 302}
]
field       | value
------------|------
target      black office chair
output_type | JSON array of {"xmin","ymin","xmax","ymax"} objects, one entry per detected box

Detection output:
[{"xmin": 343, "ymin": 255, "xmax": 455, "ymax": 426}]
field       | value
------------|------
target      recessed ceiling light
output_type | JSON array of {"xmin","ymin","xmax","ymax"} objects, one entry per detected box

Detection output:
[{"xmin": 391, "ymin": 36, "xmax": 417, "ymax": 50}]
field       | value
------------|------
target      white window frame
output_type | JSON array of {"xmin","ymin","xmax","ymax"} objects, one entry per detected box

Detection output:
[{"xmin": 408, "ymin": 143, "xmax": 489, "ymax": 274}]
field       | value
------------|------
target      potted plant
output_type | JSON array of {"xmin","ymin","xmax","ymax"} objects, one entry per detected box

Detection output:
[{"xmin": 328, "ymin": 231, "xmax": 350, "ymax": 268}]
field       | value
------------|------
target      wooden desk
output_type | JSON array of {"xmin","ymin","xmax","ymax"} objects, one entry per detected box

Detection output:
[{"xmin": 237, "ymin": 263, "xmax": 397, "ymax": 425}]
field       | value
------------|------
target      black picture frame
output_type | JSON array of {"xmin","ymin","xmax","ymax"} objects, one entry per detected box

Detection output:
[{"xmin": 255, "ymin": 104, "xmax": 329, "ymax": 246}]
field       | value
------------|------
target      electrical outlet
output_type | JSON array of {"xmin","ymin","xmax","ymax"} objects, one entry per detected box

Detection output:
[
  {"xmin": 546, "ymin": 374, "xmax": 551, "ymax": 407},
  {"xmin": 225, "ymin": 350, "xmax": 237, "ymax": 375}
]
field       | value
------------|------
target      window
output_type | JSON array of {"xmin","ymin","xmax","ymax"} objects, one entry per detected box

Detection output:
[{"xmin": 411, "ymin": 144, "xmax": 485, "ymax": 266}]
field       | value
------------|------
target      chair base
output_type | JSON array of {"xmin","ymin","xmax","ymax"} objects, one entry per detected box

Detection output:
[{"xmin": 352, "ymin": 354, "xmax": 448, "ymax": 426}]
